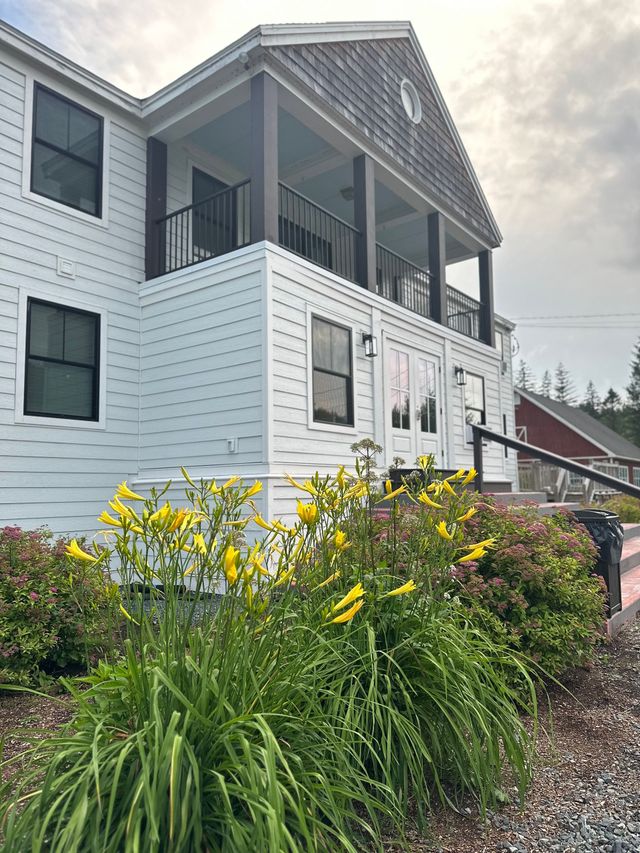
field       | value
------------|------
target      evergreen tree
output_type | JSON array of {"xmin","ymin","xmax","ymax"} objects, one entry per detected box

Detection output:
[
  {"xmin": 600, "ymin": 387, "xmax": 623, "ymax": 434},
  {"xmin": 539, "ymin": 370, "xmax": 552, "ymax": 397},
  {"xmin": 580, "ymin": 381, "xmax": 601, "ymax": 418},
  {"xmin": 553, "ymin": 362, "xmax": 577, "ymax": 405},
  {"xmin": 516, "ymin": 359, "xmax": 536, "ymax": 391},
  {"xmin": 625, "ymin": 338, "xmax": 640, "ymax": 446}
]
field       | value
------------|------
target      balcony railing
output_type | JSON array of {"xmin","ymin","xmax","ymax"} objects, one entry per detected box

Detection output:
[
  {"xmin": 447, "ymin": 286, "xmax": 481, "ymax": 339},
  {"xmin": 375, "ymin": 244, "xmax": 431, "ymax": 318},
  {"xmin": 278, "ymin": 183, "xmax": 358, "ymax": 282},
  {"xmin": 155, "ymin": 180, "xmax": 251, "ymax": 275}
]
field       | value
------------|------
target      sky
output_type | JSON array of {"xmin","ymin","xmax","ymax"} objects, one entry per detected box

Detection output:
[{"xmin": 1, "ymin": 0, "xmax": 638, "ymax": 399}]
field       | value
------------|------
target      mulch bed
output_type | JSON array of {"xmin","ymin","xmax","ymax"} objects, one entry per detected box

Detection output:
[{"xmin": 1, "ymin": 618, "xmax": 639, "ymax": 852}]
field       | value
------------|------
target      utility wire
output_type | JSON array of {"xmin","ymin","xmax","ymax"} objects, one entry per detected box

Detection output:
[{"xmin": 510, "ymin": 311, "xmax": 640, "ymax": 320}]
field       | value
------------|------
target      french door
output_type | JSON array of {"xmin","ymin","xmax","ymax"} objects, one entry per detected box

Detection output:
[{"xmin": 386, "ymin": 344, "xmax": 442, "ymax": 466}]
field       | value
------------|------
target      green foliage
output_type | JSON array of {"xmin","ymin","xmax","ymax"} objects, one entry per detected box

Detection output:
[
  {"xmin": 0, "ymin": 460, "xmax": 537, "ymax": 851},
  {"xmin": 452, "ymin": 502, "xmax": 606, "ymax": 676},
  {"xmin": 600, "ymin": 495, "xmax": 640, "ymax": 523},
  {"xmin": 0, "ymin": 526, "xmax": 117, "ymax": 684}
]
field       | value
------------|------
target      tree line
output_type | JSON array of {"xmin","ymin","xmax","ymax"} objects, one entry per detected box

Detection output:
[{"xmin": 515, "ymin": 338, "xmax": 640, "ymax": 447}]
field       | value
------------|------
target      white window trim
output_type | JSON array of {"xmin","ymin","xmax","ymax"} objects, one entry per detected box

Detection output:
[
  {"xmin": 305, "ymin": 305, "xmax": 358, "ymax": 434},
  {"xmin": 14, "ymin": 288, "xmax": 108, "ymax": 430},
  {"xmin": 21, "ymin": 73, "xmax": 111, "ymax": 228}
]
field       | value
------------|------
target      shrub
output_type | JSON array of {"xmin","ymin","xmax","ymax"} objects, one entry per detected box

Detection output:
[
  {"xmin": 0, "ymin": 526, "xmax": 117, "ymax": 684},
  {"xmin": 600, "ymin": 494, "xmax": 640, "ymax": 523},
  {"xmin": 0, "ymin": 461, "xmax": 537, "ymax": 850},
  {"xmin": 451, "ymin": 501, "xmax": 607, "ymax": 676}
]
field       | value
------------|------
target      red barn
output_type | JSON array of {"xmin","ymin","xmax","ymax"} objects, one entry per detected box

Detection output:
[{"xmin": 515, "ymin": 388, "xmax": 640, "ymax": 489}]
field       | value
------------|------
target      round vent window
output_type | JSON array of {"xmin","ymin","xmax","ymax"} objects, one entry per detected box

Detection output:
[{"xmin": 400, "ymin": 79, "xmax": 422, "ymax": 124}]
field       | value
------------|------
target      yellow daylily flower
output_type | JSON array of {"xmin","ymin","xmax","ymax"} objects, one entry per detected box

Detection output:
[
  {"xmin": 461, "ymin": 468, "xmax": 478, "ymax": 486},
  {"xmin": 192, "ymin": 533, "xmax": 207, "ymax": 555},
  {"xmin": 108, "ymin": 496, "xmax": 137, "ymax": 521},
  {"xmin": 168, "ymin": 509, "xmax": 188, "ymax": 533},
  {"xmin": 385, "ymin": 579, "xmax": 417, "ymax": 597},
  {"xmin": 182, "ymin": 562, "xmax": 197, "ymax": 577},
  {"xmin": 417, "ymin": 492, "xmax": 443, "ymax": 510},
  {"xmin": 441, "ymin": 479, "xmax": 457, "ymax": 496},
  {"xmin": 436, "ymin": 521, "xmax": 454, "ymax": 541},
  {"xmin": 333, "ymin": 529, "xmax": 351, "ymax": 551},
  {"xmin": 315, "ymin": 570, "xmax": 341, "ymax": 589},
  {"xmin": 457, "ymin": 547, "xmax": 487, "ymax": 563},
  {"xmin": 222, "ymin": 475, "xmax": 241, "ymax": 490},
  {"xmin": 445, "ymin": 469, "xmax": 466, "ymax": 482},
  {"xmin": 221, "ymin": 519, "xmax": 249, "ymax": 528},
  {"xmin": 330, "ymin": 598, "xmax": 364, "ymax": 624},
  {"xmin": 98, "ymin": 510, "xmax": 122, "ymax": 527},
  {"xmin": 245, "ymin": 481, "xmax": 263, "ymax": 497},
  {"xmin": 332, "ymin": 582, "xmax": 365, "ymax": 612},
  {"xmin": 115, "ymin": 481, "xmax": 145, "ymax": 501},
  {"xmin": 456, "ymin": 507, "xmax": 478, "ymax": 523},
  {"xmin": 273, "ymin": 564, "xmax": 296, "ymax": 588},
  {"xmin": 65, "ymin": 539, "xmax": 97, "ymax": 562},
  {"xmin": 209, "ymin": 480, "xmax": 221, "ymax": 495},
  {"xmin": 284, "ymin": 473, "xmax": 318, "ymax": 495},
  {"xmin": 253, "ymin": 514, "xmax": 275, "ymax": 532},
  {"xmin": 296, "ymin": 501, "xmax": 318, "ymax": 525},
  {"xmin": 336, "ymin": 465, "xmax": 349, "ymax": 489},
  {"xmin": 463, "ymin": 537, "xmax": 497, "ymax": 550},
  {"xmin": 381, "ymin": 483, "xmax": 406, "ymax": 501},
  {"xmin": 344, "ymin": 481, "xmax": 368, "ymax": 500},
  {"xmin": 224, "ymin": 545, "xmax": 240, "ymax": 585},
  {"xmin": 149, "ymin": 503, "xmax": 171, "ymax": 523}
]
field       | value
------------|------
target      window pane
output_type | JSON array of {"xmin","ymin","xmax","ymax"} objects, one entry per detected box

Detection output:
[
  {"xmin": 32, "ymin": 142, "xmax": 98, "ymax": 214},
  {"xmin": 330, "ymin": 325, "xmax": 350, "ymax": 375},
  {"xmin": 419, "ymin": 398, "xmax": 428, "ymax": 432},
  {"xmin": 418, "ymin": 360, "xmax": 427, "ymax": 396},
  {"xmin": 312, "ymin": 319, "xmax": 333, "ymax": 372},
  {"xmin": 388, "ymin": 350, "xmax": 400, "ymax": 386},
  {"xmin": 64, "ymin": 312, "xmax": 96, "ymax": 365},
  {"xmin": 398, "ymin": 352, "xmax": 409, "ymax": 391},
  {"xmin": 69, "ymin": 108, "xmax": 101, "ymax": 164},
  {"xmin": 400, "ymin": 391, "xmax": 410, "ymax": 430},
  {"xmin": 26, "ymin": 360, "xmax": 94, "ymax": 419},
  {"xmin": 313, "ymin": 370, "xmax": 349, "ymax": 424},
  {"xmin": 465, "ymin": 374, "xmax": 485, "ymax": 412},
  {"xmin": 29, "ymin": 302, "xmax": 64, "ymax": 359},
  {"xmin": 391, "ymin": 390, "xmax": 401, "ymax": 429},
  {"xmin": 428, "ymin": 398, "xmax": 437, "ymax": 433},
  {"xmin": 465, "ymin": 408, "xmax": 483, "ymax": 426},
  {"xmin": 427, "ymin": 362, "xmax": 436, "ymax": 398},
  {"xmin": 35, "ymin": 89, "xmax": 68, "ymax": 150}
]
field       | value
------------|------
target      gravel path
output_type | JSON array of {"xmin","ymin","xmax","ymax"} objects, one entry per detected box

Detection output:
[{"xmin": 407, "ymin": 616, "xmax": 640, "ymax": 853}]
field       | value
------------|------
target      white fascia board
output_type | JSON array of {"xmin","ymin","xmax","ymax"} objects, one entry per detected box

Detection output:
[
  {"xmin": 0, "ymin": 20, "xmax": 141, "ymax": 116},
  {"xmin": 495, "ymin": 314, "xmax": 516, "ymax": 331},
  {"xmin": 405, "ymin": 24, "xmax": 503, "ymax": 246},
  {"xmin": 515, "ymin": 388, "xmax": 612, "ymax": 456}
]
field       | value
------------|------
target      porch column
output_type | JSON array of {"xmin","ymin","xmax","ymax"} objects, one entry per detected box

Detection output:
[
  {"xmin": 145, "ymin": 136, "xmax": 167, "ymax": 280},
  {"xmin": 250, "ymin": 72, "xmax": 279, "ymax": 245},
  {"xmin": 478, "ymin": 249, "xmax": 495, "ymax": 347},
  {"xmin": 427, "ymin": 211, "xmax": 447, "ymax": 326},
  {"xmin": 353, "ymin": 154, "xmax": 377, "ymax": 291}
]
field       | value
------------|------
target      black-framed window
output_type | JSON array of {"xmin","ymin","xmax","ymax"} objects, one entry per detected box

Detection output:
[
  {"xmin": 464, "ymin": 373, "xmax": 486, "ymax": 426},
  {"xmin": 25, "ymin": 299, "xmax": 100, "ymax": 421},
  {"xmin": 31, "ymin": 84, "xmax": 103, "ymax": 217},
  {"xmin": 311, "ymin": 317, "xmax": 353, "ymax": 426}
]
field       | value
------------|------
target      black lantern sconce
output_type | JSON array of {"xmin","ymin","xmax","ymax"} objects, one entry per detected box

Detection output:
[
  {"xmin": 362, "ymin": 333, "xmax": 378, "ymax": 358},
  {"xmin": 454, "ymin": 365, "xmax": 467, "ymax": 386}
]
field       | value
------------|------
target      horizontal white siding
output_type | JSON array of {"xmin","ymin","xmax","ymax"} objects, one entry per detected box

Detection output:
[
  {"xmin": 138, "ymin": 249, "xmax": 266, "ymax": 480},
  {"xmin": 0, "ymin": 54, "xmax": 145, "ymax": 537}
]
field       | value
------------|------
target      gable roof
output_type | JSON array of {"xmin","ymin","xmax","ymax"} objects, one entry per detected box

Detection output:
[{"xmin": 516, "ymin": 388, "xmax": 640, "ymax": 462}]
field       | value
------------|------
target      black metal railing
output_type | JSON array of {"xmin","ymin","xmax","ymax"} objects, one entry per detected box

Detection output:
[
  {"xmin": 472, "ymin": 424, "xmax": 640, "ymax": 500},
  {"xmin": 278, "ymin": 183, "xmax": 358, "ymax": 282},
  {"xmin": 155, "ymin": 180, "xmax": 251, "ymax": 275},
  {"xmin": 447, "ymin": 286, "xmax": 481, "ymax": 339},
  {"xmin": 376, "ymin": 244, "xmax": 431, "ymax": 318}
]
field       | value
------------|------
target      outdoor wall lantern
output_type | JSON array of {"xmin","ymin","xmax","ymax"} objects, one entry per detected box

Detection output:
[
  {"xmin": 455, "ymin": 365, "xmax": 467, "ymax": 386},
  {"xmin": 362, "ymin": 333, "xmax": 378, "ymax": 358}
]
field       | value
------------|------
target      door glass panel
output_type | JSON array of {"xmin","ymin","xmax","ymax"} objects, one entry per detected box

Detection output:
[
  {"xmin": 417, "ymin": 357, "xmax": 437, "ymax": 434},
  {"xmin": 389, "ymin": 349, "xmax": 410, "ymax": 430}
]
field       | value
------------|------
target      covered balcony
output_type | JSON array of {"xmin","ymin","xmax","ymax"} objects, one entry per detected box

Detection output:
[{"xmin": 145, "ymin": 73, "xmax": 495, "ymax": 345}]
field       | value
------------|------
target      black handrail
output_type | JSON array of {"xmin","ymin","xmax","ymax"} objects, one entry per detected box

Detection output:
[
  {"xmin": 472, "ymin": 424, "xmax": 640, "ymax": 499},
  {"xmin": 376, "ymin": 243, "xmax": 431, "ymax": 318}
]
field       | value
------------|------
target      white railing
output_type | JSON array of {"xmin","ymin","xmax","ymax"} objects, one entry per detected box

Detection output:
[{"xmin": 518, "ymin": 459, "xmax": 630, "ymax": 502}]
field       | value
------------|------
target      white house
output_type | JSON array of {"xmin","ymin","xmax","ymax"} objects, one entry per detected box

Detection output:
[{"xmin": 0, "ymin": 20, "xmax": 517, "ymax": 536}]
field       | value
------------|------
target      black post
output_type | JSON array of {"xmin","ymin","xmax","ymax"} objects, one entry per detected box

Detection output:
[
  {"xmin": 473, "ymin": 426, "xmax": 484, "ymax": 492},
  {"xmin": 353, "ymin": 154, "xmax": 376, "ymax": 291},
  {"xmin": 428, "ymin": 211, "xmax": 447, "ymax": 326},
  {"xmin": 145, "ymin": 137, "xmax": 167, "ymax": 280},
  {"xmin": 478, "ymin": 249, "xmax": 495, "ymax": 347},
  {"xmin": 250, "ymin": 72, "xmax": 279, "ymax": 245}
]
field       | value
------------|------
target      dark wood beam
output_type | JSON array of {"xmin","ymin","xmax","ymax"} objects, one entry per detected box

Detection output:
[
  {"xmin": 145, "ymin": 137, "xmax": 167, "ymax": 280},
  {"xmin": 478, "ymin": 249, "xmax": 495, "ymax": 347},
  {"xmin": 427, "ymin": 212, "xmax": 447, "ymax": 326},
  {"xmin": 250, "ymin": 72, "xmax": 279, "ymax": 245},
  {"xmin": 353, "ymin": 154, "xmax": 376, "ymax": 291}
]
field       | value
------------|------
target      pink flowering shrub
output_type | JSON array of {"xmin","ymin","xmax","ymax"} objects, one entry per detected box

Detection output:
[
  {"xmin": 452, "ymin": 501, "xmax": 607, "ymax": 676},
  {"xmin": 0, "ymin": 526, "xmax": 117, "ymax": 684}
]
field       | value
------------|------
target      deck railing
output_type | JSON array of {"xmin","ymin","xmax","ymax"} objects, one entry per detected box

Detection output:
[
  {"xmin": 278, "ymin": 183, "xmax": 358, "ymax": 282},
  {"xmin": 447, "ymin": 286, "xmax": 481, "ymax": 339},
  {"xmin": 155, "ymin": 180, "xmax": 251, "ymax": 275},
  {"xmin": 375, "ymin": 244, "xmax": 431, "ymax": 318}
]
